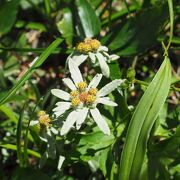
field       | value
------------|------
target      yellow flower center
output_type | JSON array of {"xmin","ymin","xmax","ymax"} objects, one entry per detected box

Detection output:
[
  {"xmin": 70, "ymin": 90, "xmax": 79, "ymax": 97},
  {"xmin": 38, "ymin": 111, "xmax": 51, "ymax": 128},
  {"xmin": 76, "ymin": 38, "xmax": 101, "ymax": 54},
  {"xmin": 38, "ymin": 110, "xmax": 46, "ymax": 117},
  {"xmin": 71, "ymin": 97, "xmax": 80, "ymax": 107},
  {"xmin": 77, "ymin": 81, "xmax": 87, "ymax": 91},
  {"xmin": 91, "ymin": 40, "xmax": 101, "ymax": 51},
  {"xmin": 89, "ymin": 88, "xmax": 98, "ymax": 96},
  {"xmin": 79, "ymin": 92, "xmax": 89, "ymax": 102},
  {"xmin": 86, "ymin": 94, "xmax": 96, "ymax": 104}
]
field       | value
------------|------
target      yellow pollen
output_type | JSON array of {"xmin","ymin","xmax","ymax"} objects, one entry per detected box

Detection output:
[
  {"xmin": 38, "ymin": 114, "xmax": 51, "ymax": 128},
  {"xmin": 82, "ymin": 43, "xmax": 92, "ymax": 53},
  {"xmin": 76, "ymin": 42, "xmax": 84, "ymax": 53},
  {"xmin": 70, "ymin": 90, "xmax": 79, "ymax": 97},
  {"xmin": 89, "ymin": 88, "xmax": 98, "ymax": 96},
  {"xmin": 76, "ymin": 38, "xmax": 101, "ymax": 53},
  {"xmin": 77, "ymin": 81, "xmax": 87, "ymax": 91},
  {"xmin": 86, "ymin": 94, "xmax": 96, "ymax": 104},
  {"xmin": 38, "ymin": 111, "xmax": 46, "ymax": 117},
  {"xmin": 91, "ymin": 39, "xmax": 101, "ymax": 51},
  {"xmin": 79, "ymin": 92, "xmax": 88, "ymax": 102},
  {"xmin": 71, "ymin": 97, "xmax": 80, "ymax": 107}
]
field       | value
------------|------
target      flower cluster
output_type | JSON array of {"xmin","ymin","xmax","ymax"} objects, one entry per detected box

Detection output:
[
  {"xmin": 68, "ymin": 38, "xmax": 119, "ymax": 77},
  {"xmin": 51, "ymin": 60, "xmax": 124, "ymax": 135},
  {"xmin": 76, "ymin": 38, "xmax": 101, "ymax": 53},
  {"xmin": 32, "ymin": 37, "xmax": 124, "ymax": 137}
]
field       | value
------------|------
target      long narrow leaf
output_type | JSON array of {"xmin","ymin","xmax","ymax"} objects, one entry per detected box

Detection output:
[
  {"xmin": 0, "ymin": 144, "xmax": 41, "ymax": 158},
  {"xmin": 119, "ymin": 56, "xmax": 171, "ymax": 180},
  {"xmin": 0, "ymin": 38, "xmax": 63, "ymax": 105}
]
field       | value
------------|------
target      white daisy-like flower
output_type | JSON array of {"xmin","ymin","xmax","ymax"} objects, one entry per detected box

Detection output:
[
  {"xmin": 30, "ymin": 111, "xmax": 58, "ymax": 141},
  {"xmin": 51, "ymin": 61, "xmax": 125, "ymax": 136},
  {"xmin": 67, "ymin": 38, "xmax": 119, "ymax": 78}
]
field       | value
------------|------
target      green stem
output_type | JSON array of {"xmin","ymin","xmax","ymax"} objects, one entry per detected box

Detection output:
[
  {"xmin": 166, "ymin": 0, "xmax": 174, "ymax": 50},
  {"xmin": 134, "ymin": 79, "xmax": 180, "ymax": 92}
]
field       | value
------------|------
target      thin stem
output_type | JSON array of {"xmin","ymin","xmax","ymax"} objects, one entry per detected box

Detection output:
[
  {"xmin": 166, "ymin": 0, "xmax": 174, "ymax": 50},
  {"xmin": 134, "ymin": 79, "xmax": 180, "ymax": 92}
]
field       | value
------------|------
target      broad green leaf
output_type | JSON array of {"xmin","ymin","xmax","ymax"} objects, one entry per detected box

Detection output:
[
  {"xmin": 102, "ymin": 4, "xmax": 168, "ymax": 56},
  {"xmin": 77, "ymin": 131, "xmax": 114, "ymax": 154},
  {"xmin": 109, "ymin": 61, "xmax": 121, "ymax": 80},
  {"xmin": 98, "ymin": 147, "xmax": 110, "ymax": 176},
  {"xmin": 0, "ymin": 38, "xmax": 63, "ymax": 105},
  {"xmin": 119, "ymin": 56, "xmax": 171, "ymax": 180},
  {"xmin": 0, "ymin": 0, "xmax": 20, "ymax": 35},
  {"xmin": 57, "ymin": 8, "xmax": 73, "ymax": 46},
  {"xmin": 76, "ymin": 0, "xmax": 101, "ymax": 37}
]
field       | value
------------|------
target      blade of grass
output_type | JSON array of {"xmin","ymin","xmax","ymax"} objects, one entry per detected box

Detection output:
[
  {"xmin": 0, "ymin": 105, "xmax": 18, "ymax": 123},
  {"xmin": 0, "ymin": 144, "xmax": 41, "ymax": 158},
  {"xmin": 0, "ymin": 38, "xmax": 63, "ymax": 105},
  {"xmin": 119, "ymin": 56, "xmax": 171, "ymax": 180},
  {"xmin": 0, "ymin": 47, "xmax": 71, "ymax": 54}
]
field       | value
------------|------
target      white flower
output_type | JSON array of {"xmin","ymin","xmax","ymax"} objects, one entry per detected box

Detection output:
[
  {"xmin": 51, "ymin": 61, "xmax": 125, "ymax": 136},
  {"xmin": 30, "ymin": 111, "xmax": 58, "ymax": 142},
  {"xmin": 67, "ymin": 38, "xmax": 119, "ymax": 78}
]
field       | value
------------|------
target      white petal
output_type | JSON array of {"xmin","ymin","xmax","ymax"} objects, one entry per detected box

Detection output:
[
  {"xmin": 51, "ymin": 89, "xmax": 70, "ymax": 100},
  {"xmin": 53, "ymin": 102, "xmax": 71, "ymax": 117},
  {"xmin": 90, "ymin": 108, "xmax": 110, "ymax": 135},
  {"xmin": 68, "ymin": 58, "xmax": 83, "ymax": 84},
  {"xmin": 30, "ymin": 120, "xmax": 38, "ymax": 126},
  {"xmin": 62, "ymin": 78, "xmax": 76, "ymax": 90},
  {"xmin": 76, "ymin": 108, "xmax": 89, "ymax": 130},
  {"xmin": 55, "ymin": 101, "xmax": 71, "ymax": 107},
  {"xmin": 97, "ymin": 97, "xmax": 117, "ymax": 106},
  {"xmin": 88, "ymin": 52, "xmax": 96, "ymax": 63},
  {"xmin": 50, "ymin": 127, "xmax": 59, "ymax": 135},
  {"xmin": 99, "ymin": 46, "xmax": 108, "ymax": 52},
  {"xmin": 57, "ymin": 155, "xmax": 65, "ymax": 171},
  {"xmin": 98, "ymin": 79, "xmax": 125, "ymax": 97},
  {"xmin": 96, "ymin": 53, "xmax": 110, "ymax": 78},
  {"xmin": 109, "ymin": 54, "xmax": 119, "ymax": 61},
  {"xmin": 87, "ymin": 74, "xmax": 102, "ymax": 90},
  {"xmin": 102, "ymin": 51, "xmax": 110, "ymax": 58},
  {"xmin": 60, "ymin": 111, "xmax": 79, "ymax": 135},
  {"xmin": 54, "ymin": 111, "xmax": 67, "ymax": 117},
  {"xmin": 72, "ymin": 54, "xmax": 88, "ymax": 66}
]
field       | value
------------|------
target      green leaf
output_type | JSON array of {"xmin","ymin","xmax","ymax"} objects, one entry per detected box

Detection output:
[
  {"xmin": 76, "ymin": 0, "xmax": 101, "ymax": 37},
  {"xmin": 0, "ymin": 0, "xmax": 20, "ymax": 35},
  {"xmin": 102, "ymin": 4, "xmax": 168, "ymax": 56},
  {"xmin": 57, "ymin": 8, "xmax": 73, "ymax": 46},
  {"xmin": 98, "ymin": 147, "xmax": 110, "ymax": 176},
  {"xmin": 0, "ymin": 144, "xmax": 41, "ymax": 158},
  {"xmin": 109, "ymin": 61, "xmax": 121, "ymax": 80},
  {"xmin": 119, "ymin": 56, "xmax": 171, "ymax": 180},
  {"xmin": 0, "ymin": 38, "xmax": 63, "ymax": 105},
  {"xmin": 0, "ymin": 105, "xmax": 18, "ymax": 123},
  {"xmin": 77, "ymin": 131, "xmax": 114, "ymax": 154}
]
